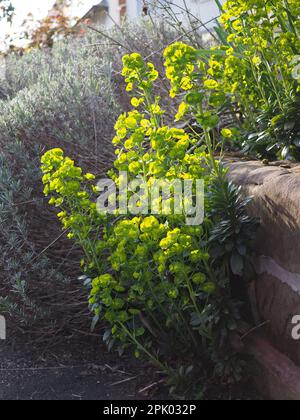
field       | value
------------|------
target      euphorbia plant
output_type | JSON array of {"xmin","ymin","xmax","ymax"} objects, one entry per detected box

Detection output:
[
  {"xmin": 41, "ymin": 51, "xmax": 256, "ymax": 398},
  {"xmin": 216, "ymin": 0, "xmax": 300, "ymax": 160},
  {"xmin": 162, "ymin": 0, "xmax": 300, "ymax": 160}
]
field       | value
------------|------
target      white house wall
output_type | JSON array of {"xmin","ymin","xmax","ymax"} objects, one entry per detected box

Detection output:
[
  {"xmin": 126, "ymin": 0, "xmax": 141, "ymax": 21},
  {"xmin": 149, "ymin": 0, "xmax": 224, "ymax": 28},
  {"xmin": 78, "ymin": 0, "xmax": 223, "ymax": 29},
  {"xmin": 107, "ymin": 0, "xmax": 121, "ymax": 25}
]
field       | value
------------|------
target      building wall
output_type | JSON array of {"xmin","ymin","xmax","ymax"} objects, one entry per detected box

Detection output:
[
  {"xmin": 85, "ymin": 6, "xmax": 109, "ymax": 26},
  {"xmin": 146, "ymin": 0, "xmax": 224, "ymax": 27},
  {"xmin": 83, "ymin": 0, "xmax": 223, "ymax": 29},
  {"xmin": 103, "ymin": 0, "xmax": 130, "ymax": 26},
  {"xmin": 126, "ymin": 0, "xmax": 140, "ymax": 21},
  {"xmin": 112, "ymin": 0, "xmax": 121, "ymax": 22}
]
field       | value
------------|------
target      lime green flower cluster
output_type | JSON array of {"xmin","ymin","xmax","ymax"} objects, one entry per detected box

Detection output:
[
  {"xmin": 89, "ymin": 213, "xmax": 214, "ymax": 334},
  {"xmin": 41, "ymin": 48, "xmax": 254, "ymax": 396},
  {"xmin": 164, "ymin": 42, "xmax": 228, "ymax": 145},
  {"xmin": 90, "ymin": 55, "xmax": 220, "ymax": 346},
  {"xmin": 42, "ymin": 149, "xmax": 96, "ymax": 200},
  {"xmin": 220, "ymin": 0, "xmax": 299, "ymax": 109},
  {"xmin": 163, "ymin": 42, "xmax": 198, "ymax": 98},
  {"xmin": 164, "ymin": 1, "xmax": 300, "ymax": 160},
  {"xmin": 112, "ymin": 54, "xmax": 209, "ymax": 184},
  {"xmin": 122, "ymin": 52, "xmax": 159, "ymax": 93},
  {"xmin": 41, "ymin": 148, "xmax": 105, "ymax": 258},
  {"xmin": 41, "ymin": 54, "xmax": 222, "ymax": 350}
]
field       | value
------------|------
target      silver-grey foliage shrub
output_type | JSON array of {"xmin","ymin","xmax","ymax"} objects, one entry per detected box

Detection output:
[
  {"xmin": 0, "ymin": 21, "xmax": 178, "ymax": 335},
  {"xmin": 1, "ymin": 39, "xmax": 119, "ymax": 167},
  {"xmin": 0, "ymin": 140, "xmax": 90, "ymax": 334}
]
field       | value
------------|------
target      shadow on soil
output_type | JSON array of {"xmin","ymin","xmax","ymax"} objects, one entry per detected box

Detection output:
[{"xmin": 0, "ymin": 332, "xmax": 167, "ymax": 401}]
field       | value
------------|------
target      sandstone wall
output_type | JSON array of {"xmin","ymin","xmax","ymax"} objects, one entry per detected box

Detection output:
[{"xmin": 227, "ymin": 160, "xmax": 300, "ymax": 365}]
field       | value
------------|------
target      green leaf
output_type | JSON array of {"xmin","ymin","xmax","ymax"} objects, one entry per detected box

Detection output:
[
  {"xmin": 91, "ymin": 314, "xmax": 100, "ymax": 332},
  {"xmin": 185, "ymin": 92, "xmax": 204, "ymax": 105},
  {"xmin": 196, "ymin": 49, "xmax": 244, "ymax": 60},
  {"xmin": 103, "ymin": 329, "xmax": 111, "ymax": 342},
  {"xmin": 281, "ymin": 146, "xmax": 290, "ymax": 159},
  {"xmin": 135, "ymin": 327, "xmax": 145, "ymax": 337},
  {"xmin": 129, "ymin": 308, "xmax": 140, "ymax": 315}
]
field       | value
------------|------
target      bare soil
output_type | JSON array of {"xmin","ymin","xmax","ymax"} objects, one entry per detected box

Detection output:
[
  {"xmin": 0, "ymin": 326, "xmax": 261, "ymax": 401},
  {"xmin": 0, "ymin": 334, "xmax": 166, "ymax": 401}
]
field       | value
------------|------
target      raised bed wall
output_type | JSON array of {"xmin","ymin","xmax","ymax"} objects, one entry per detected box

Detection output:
[{"xmin": 228, "ymin": 159, "xmax": 300, "ymax": 364}]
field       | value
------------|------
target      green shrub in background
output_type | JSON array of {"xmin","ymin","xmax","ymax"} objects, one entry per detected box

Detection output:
[
  {"xmin": 159, "ymin": 0, "xmax": 300, "ymax": 160},
  {"xmin": 41, "ymin": 51, "xmax": 257, "ymax": 398},
  {"xmin": 0, "ymin": 42, "xmax": 118, "ymax": 166},
  {"xmin": 215, "ymin": 0, "xmax": 300, "ymax": 160},
  {"xmin": 0, "ymin": 37, "xmax": 118, "ymax": 333},
  {"xmin": 0, "ymin": 140, "xmax": 86, "ymax": 334}
]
